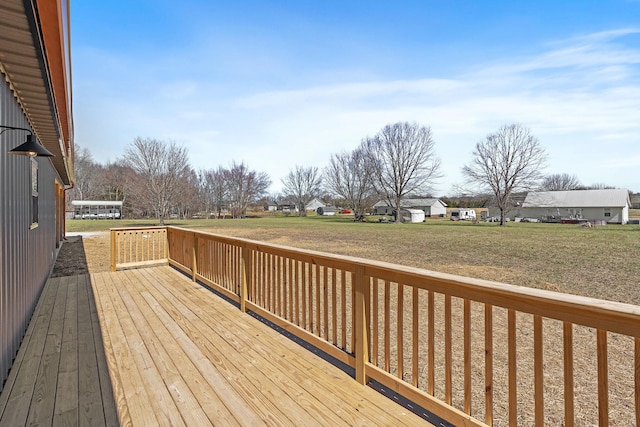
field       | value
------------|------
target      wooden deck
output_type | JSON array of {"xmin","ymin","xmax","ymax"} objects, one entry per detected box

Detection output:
[
  {"xmin": 1, "ymin": 265, "xmax": 439, "ymax": 426},
  {"xmin": 0, "ymin": 275, "xmax": 118, "ymax": 426},
  {"xmin": 91, "ymin": 266, "xmax": 436, "ymax": 426}
]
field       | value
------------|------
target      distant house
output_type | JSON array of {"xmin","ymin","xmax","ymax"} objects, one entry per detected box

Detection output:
[
  {"xmin": 277, "ymin": 200, "xmax": 298, "ymax": 213},
  {"xmin": 263, "ymin": 200, "xmax": 278, "ymax": 212},
  {"xmin": 373, "ymin": 198, "xmax": 447, "ymax": 217},
  {"xmin": 503, "ymin": 189, "xmax": 631, "ymax": 224},
  {"xmin": 306, "ymin": 198, "xmax": 326, "ymax": 212}
]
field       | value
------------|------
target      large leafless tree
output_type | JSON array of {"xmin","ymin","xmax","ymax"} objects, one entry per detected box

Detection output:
[
  {"xmin": 67, "ymin": 145, "xmax": 103, "ymax": 206},
  {"xmin": 463, "ymin": 123, "xmax": 547, "ymax": 226},
  {"xmin": 281, "ymin": 165, "xmax": 323, "ymax": 216},
  {"xmin": 363, "ymin": 122, "xmax": 441, "ymax": 223},
  {"xmin": 540, "ymin": 173, "xmax": 582, "ymax": 191},
  {"xmin": 225, "ymin": 161, "xmax": 271, "ymax": 218},
  {"xmin": 123, "ymin": 137, "xmax": 190, "ymax": 225},
  {"xmin": 324, "ymin": 148, "xmax": 375, "ymax": 220},
  {"xmin": 173, "ymin": 168, "xmax": 200, "ymax": 219},
  {"xmin": 200, "ymin": 167, "xmax": 229, "ymax": 218}
]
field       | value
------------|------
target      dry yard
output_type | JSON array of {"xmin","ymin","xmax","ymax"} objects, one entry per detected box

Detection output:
[
  {"xmin": 66, "ymin": 215, "xmax": 640, "ymax": 305},
  {"xmin": 62, "ymin": 216, "xmax": 640, "ymax": 426}
]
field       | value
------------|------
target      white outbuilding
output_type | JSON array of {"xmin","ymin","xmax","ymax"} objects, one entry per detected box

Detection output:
[
  {"xmin": 373, "ymin": 198, "xmax": 447, "ymax": 217},
  {"xmin": 400, "ymin": 209, "xmax": 426, "ymax": 223},
  {"xmin": 306, "ymin": 198, "xmax": 326, "ymax": 212}
]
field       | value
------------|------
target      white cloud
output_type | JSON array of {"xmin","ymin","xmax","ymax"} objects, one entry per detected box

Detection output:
[{"xmin": 76, "ymin": 29, "xmax": 640, "ymax": 194}]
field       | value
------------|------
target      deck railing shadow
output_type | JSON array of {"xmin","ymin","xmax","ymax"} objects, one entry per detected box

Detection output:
[{"xmin": 111, "ymin": 225, "xmax": 640, "ymax": 427}]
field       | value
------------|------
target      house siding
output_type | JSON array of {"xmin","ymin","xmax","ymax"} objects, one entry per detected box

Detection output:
[{"xmin": 0, "ymin": 78, "xmax": 60, "ymax": 391}]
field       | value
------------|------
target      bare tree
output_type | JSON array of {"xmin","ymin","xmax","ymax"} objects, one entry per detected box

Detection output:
[
  {"xmin": 67, "ymin": 145, "xmax": 103, "ymax": 206},
  {"xmin": 173, "ymin": 167, "xmax": 200, "ymax": 219},
  {"xmin": 540, "ymin": 173, "xmax": 582, "ymax": 191},
  {"xmin": 363, "ymin": 122, "xmax": 441, "ymax": 223},
  {"xmin": 281, "ymin": 165, "xmax": 323, "ymax": 216},
  {"xmin": 585, "ymin": 182, "xmax": 617, "ymax": 190},
  {"xmin": 225, "ymin": 161, "xmax": 271, "ymax": 218},
  {"xmin": 200, "ymin": 167, "xmax": 229, "ymax": 218},
  {"xmin": 324, "ymin": 148, "xmax": 376, "ymax": 220},
  {"xmin": 123, "ymin": 137, "xmax": 190, "ymax": 225},
  {"xmin": 102, "ymin": 162, "xmax": 135, "ymax": 201},
  {"xmin": 463, "ymin": 123, "xmax": 547, "ymax": 226}
]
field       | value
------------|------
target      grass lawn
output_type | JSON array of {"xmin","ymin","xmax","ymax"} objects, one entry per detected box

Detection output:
[{"xmin": 67, "ymin": 215, "xmax": 640, "ymax": 305}]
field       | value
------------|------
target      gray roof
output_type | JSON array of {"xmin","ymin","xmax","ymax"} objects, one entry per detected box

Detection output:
[
  {"xmin": 374, "ymin": 198, "xmax": 446, "ymax": 208},
  {"xmin": 522, "ymin": 189, "xmax": 630, "ymax": 208}
]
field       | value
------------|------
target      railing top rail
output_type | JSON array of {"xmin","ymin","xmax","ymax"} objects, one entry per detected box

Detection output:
[
  {"xmin": 110, "ymin": 226, "xmax": 168, "ymax": 232},
  {"xmin": 164, "ymin": 226, "xmax": 640, "ymax": 336}
]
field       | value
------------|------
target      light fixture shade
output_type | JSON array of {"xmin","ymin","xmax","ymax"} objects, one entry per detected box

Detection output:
[{"xmin": 8, "ymin": 134, "xmax": 54, "ymax": 157}]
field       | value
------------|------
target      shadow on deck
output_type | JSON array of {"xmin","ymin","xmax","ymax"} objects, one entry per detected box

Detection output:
[{"xmin": 0, "ymin": 274, "xmax": 118, "ymax": 426}]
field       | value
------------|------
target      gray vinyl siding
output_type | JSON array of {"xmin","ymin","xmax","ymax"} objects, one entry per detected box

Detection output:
[{"xmin": 0, "ymin": 78, "xmax": 60, "ymax": 391}]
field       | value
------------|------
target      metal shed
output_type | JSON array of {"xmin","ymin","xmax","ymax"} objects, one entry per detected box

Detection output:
[
  {"xmin": 400, "ymin": 209, "xmax": 426, "ymax": 223},
  {"xmin": 316, "ymin": 206, "xmax": 336, "ymax": 216},
  {"xmin": 504, "ymin": 189, "xmax": 631, "ymax": 224}
]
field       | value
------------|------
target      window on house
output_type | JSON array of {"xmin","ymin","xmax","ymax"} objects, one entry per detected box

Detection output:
[
  {"xmin": 604, "ymin": 208, "xmax": 611, "ymax": 217},
  {"xmin": 31, "ymin": 158, "xmax": 38, "ymax": 229}
]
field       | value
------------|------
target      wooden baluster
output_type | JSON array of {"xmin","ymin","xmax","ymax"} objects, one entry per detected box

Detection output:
[
  {"xmin": 412, "ymin": 287, "xmax": 419, "ymax": 388},
  {"xmin": 398, "ymin": 283, "xmax": 404, "ymax": 381},
  {"xmin": 635, "ymin": 337, "xmax": 640, "ymax": 427},
  {"xmin": 110, "ymin": 229, "xmax": 116, "ymax": 271},
  {"xmin": 372, "ymin": 279, "xmax": 378, "ymax": 366},
  {"xmin": 341, "ymin": 270, "xmax": 347, "ymax": 350},
  {"xmin": 508, "ymin": 309, "xmax": 517, "ymax": 426},
  {"xmin": 534, "ymin": 315, "xmax": 543, "ymax": 427},
  {"xmin": 485, "ymin": 303, "xmax": 493, "ymax": 426},
  {"xmin": 428, "ymin": 290, "xmax": 435, "ymax": 395},
  {"xmin": 354, "ymin": 265, "xmax": 369, "ymax": 385},
  {"xmin": 597, "ymin": 329, "xmax": 609, "ymax": 427},
  {"xmin": 332, "ymin": 268, "xmax": 337, "ymax": 345},
  {"xmin": 315, "ymin": 264, "xmax": 321, "ymax": 336},
  {"xmin": 241, "ymin": 246, "xmax": 250, "ymax": 313},
  {"xmin": 191, "ymin": 232, "xmax": 198, "ymax": 282},
  {"xmin": 445, "ymin": 295, "xmax": 452, "ymax": 405},
  {"xmin": 323, "ymin": 266, "xmax": 329, "ymax": 341},
  {"xmin": 384, "ymin": 281, "xmax": 391, "ymax": 372},
  {"xmin": 563, "ymin": 322, "xmax": 574, "ymax": 427},
  {"xmin": 464, "ymin": 299, "xmax": 471, "ymax": 414}
]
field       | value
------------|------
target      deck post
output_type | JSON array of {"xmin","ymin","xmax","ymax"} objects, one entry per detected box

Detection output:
[
  {"xmin": 241, "ymin": 246, "xmax": 251, "ymax": 313},
  {"xmin": 110, "ymin": 229, "xmax": 116, "ymax": 271},
  {"xmin": 165, "ymin": 227, "xmax": 171, "ymax": 262},
  {"xmin": 354, "ymin": 264, "xmax": 370, "ymax": 385},
  {"xmin": 192, "ymin": 232, "xmax": 198, "ymax": 282}
]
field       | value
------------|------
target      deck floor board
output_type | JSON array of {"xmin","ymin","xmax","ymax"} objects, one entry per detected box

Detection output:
[
  {"xmin": 95, "ymin": 266, "xmax": 433, "ymax": 426},
  {"xmin": 1, "ymin": 266, "xmax": 435, "ymax": 426},
  {"xmin": 0, "ymin": 275, "xmax": 118, "ymax": 427}
]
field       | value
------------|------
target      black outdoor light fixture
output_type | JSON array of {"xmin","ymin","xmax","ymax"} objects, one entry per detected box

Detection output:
[{"xmin": 0, "ymin": 125, "xmax": 54, "ymax": 157}]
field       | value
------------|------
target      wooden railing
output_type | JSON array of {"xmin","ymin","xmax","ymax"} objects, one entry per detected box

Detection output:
[
  {"xmin": 110, "ymin": 226, "xmax": 168, "ymax": 271},
  {"xmin": 111, "ymin": 226, "xmax": 640, "ymax": 426}
]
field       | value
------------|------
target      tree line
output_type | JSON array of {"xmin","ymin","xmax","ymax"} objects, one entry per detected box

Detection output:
[{"xmin": 69, "ymin": 122, "xmax": 622, "ymax": 226}]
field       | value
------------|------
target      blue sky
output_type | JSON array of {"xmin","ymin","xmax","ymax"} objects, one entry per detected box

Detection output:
[{"xmin": 71, "ymin": 1, "xmax": 640, "ymax": 195}]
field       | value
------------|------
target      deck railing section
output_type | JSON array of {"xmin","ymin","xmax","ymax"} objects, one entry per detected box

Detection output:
[
  {"xmin": 110, "ymin": 227, "xmax": 168, "ymax": 271},
  {"xmin": 112, "ymin": 226, "xmax": 640, "ymax": 426}
]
